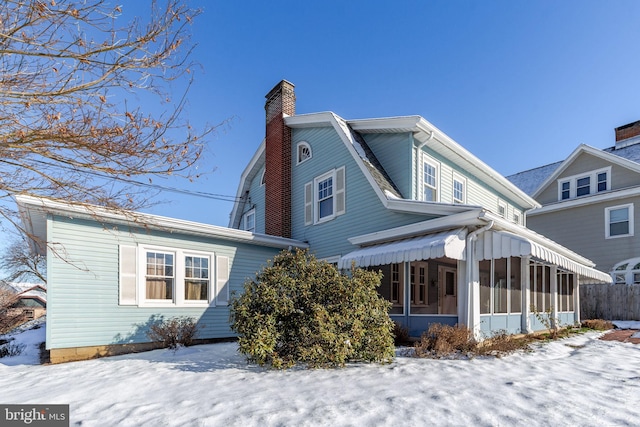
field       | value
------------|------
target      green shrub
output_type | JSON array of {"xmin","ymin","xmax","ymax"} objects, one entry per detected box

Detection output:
[
  {"xmin": 147, "ymin": 316, "xmax": 200, "ymax": 349},
  {"xmin": 230, "ymin": 249, "xmax": 395, "ymax": 369}
]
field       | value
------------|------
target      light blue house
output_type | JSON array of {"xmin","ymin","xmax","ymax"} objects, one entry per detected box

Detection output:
[
  {"xmin": 17, "ymin": 80, "xmax": 611, "ymax": 362},
  {"xmin": 16, "ymin": 195, "xmax": 306, "ymax": 363},
  {"xmin": 229, "ymin": 80, "xmax": 611, "ymax": 339}
]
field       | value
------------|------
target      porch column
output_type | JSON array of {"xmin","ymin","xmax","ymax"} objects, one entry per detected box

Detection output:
[
  {"xmin": 403, "ymin": 261, "xmax": 410, "ymax": 326},
  {"xmin": 550, "ymin": 266, "xmax": 558, "ymax": 329},
  {"xmin": 573, "ymin": 274, "xmax": 581, "ymax": 325},
  {"xmin": 522, "ymin": 256, "xmax": 532, "ymax": 333},
  {"xmin": 457, "ymin": 259, "xmax": 468, "ymax": 327}
]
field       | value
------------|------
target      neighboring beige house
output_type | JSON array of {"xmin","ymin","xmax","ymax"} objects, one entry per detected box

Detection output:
[
  {"xmin": 1, "ymin": 282, "xmax": 47, "ymax": 321},
  {"xmin": 508, "ymin": 120, "xmax": 640, "ymax": 283}
]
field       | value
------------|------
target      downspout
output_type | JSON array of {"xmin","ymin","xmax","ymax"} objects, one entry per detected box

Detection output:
[
  {"xmin": 415, "ymin": 131, "xmax": 434, "ymax": 200},
  {"xmin": 465, "ymin": 220, "xmax": 494, "ymax": 340}
]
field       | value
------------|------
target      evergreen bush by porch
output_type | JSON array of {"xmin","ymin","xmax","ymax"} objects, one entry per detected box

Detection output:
[{"xmin": 230, "ymin": 249, "xmax": 395, "ymax": 369}]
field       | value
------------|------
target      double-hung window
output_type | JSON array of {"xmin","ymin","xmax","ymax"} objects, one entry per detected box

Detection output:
[
  {"xmin": 119, "ymin": 245, "xmax": 229, "ymax": 307},
  {"xmin": 145, "ymin": 251, "xmax": 175, "ymax": 301},
  {"xmin": 423, "ymin": 158, "xmax": 439, "ymax": 202},
  {"xmin": 605, "ymin": 204, "xmax": 634, "ymax": 238},
  {"xmin": 576, "ymin": 176, "xmax": 591, "ymax": 197},
  {"xmin": 184, "ymin": 255, "xmax": 209, "ymax": 301},
  {"xmin": 242, "ymin": 209, "xmax": 255, "ymax": 232},
  {"xmin": 305, "ymin": 167, "xmax": 346, "ymax": 225},
  {"xmin": 452, "ymin": 174, "xmax": 466, "ymax": 204}
]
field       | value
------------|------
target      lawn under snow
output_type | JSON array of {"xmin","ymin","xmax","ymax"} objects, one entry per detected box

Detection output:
[{"xmin": 1, "ymin": 319, "xmax": 640, "ymax": 427}]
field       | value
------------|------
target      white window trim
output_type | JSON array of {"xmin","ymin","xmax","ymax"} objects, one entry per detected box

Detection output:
[
  {"xmin": 605, "ymin": 203, "xmax": 634, "ymax": 239},
  {"xmin": 260, "ymin": 169, "xmax": 266, "ymax": 186},
  {"xmin": 513, "ymin": 209, "xmax": 521, "ymax": 225},
  {"xmin": 138, "ymin": 244, "xmax": 216, "ymax": 308},
  {"xmin": 497, "ymin": 199, "xmax": 507, "ymax": 218},
  {"xmin": 452, "ymin": 173, "xmax": 466, "ymax": 204},
  {"xmin": 242, "ymin": 208, "xmax": 256, "ymax": 232},
  {"xmin": 296, "ymin": 141, "xmax": 312, "ymax": 165},
  {"xmin": 422, "ymin": 156, "xmax": 440, "ymax": 202},
  {"xmin": 557, "ymin": 167, "xmax": 611, "ymax": 201}
]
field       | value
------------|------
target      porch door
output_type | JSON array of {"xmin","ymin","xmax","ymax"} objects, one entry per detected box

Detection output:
[{"xmin": 438, "ymin": 265, "xmax": 457, "ymax": 314}]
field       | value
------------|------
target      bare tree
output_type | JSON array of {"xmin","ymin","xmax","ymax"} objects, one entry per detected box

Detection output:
[
  {"xmin": 0, "ymin": 235, "xmax": 46, "ymax": 283},
  {"xmin": 0, "ymin": 0, "xmax": 212, "ymax": 230}
]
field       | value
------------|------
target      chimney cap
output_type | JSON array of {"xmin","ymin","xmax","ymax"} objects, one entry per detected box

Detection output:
[{"xmin": 265, "ymin": 80, "xmax": 295, "ymax": 101}]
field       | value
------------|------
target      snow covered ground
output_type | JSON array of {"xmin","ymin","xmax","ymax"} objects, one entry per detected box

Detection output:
[{"xmin": 1, "ymin": 320, "xmax": 640, "ymax": 427}]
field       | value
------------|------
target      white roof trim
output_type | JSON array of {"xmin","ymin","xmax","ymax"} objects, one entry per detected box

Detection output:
[
  {"xmin": 16, "ymin": 195, "xmax": 307, "ymax": 250},
  {"xmin": 338, "ymin": 228, "xmax": 467, "ymax": 269},
  {"xmin": 229, "ymin": 139, "xmax": 266, "ymax": 228},
  {"xmin": 476, "ymin": 230, "xmax": 612, "ymax": 283},
  {"xmin": 532, "ymin": 144, "xmax": 640, "ymax": 199}
]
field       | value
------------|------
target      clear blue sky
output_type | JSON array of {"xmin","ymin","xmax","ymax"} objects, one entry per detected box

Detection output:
[{"xmin": 46, "ymin": 1, "xmax": 640, "ymax": 227}]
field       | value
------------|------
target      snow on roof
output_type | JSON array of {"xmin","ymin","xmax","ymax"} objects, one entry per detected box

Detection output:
[{"xmin": 506, "ymin": 161, "xmax": 563, "ymax": 196}]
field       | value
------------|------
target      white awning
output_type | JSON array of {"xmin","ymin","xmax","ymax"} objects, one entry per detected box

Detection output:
[
  {"xmin": 475, "ymin": 230, "xmax": 612, "ymax": 283},
  {"xmin": 338, "ymin": 228, "xmax": 467, "ymax": 269}
]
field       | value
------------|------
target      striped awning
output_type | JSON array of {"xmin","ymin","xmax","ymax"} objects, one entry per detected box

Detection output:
[
  {"xmin": 338, "ymin": 228, "xmax": 467, "ymax": 269},
  {"xmin": 475, "ymin": 230, "xmax": 612, "ymax": 283}
]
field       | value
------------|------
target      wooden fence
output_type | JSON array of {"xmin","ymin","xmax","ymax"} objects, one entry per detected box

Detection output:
[{"xmin": 580, "ymin": 283, "xmax": 640, "ymax": 320}]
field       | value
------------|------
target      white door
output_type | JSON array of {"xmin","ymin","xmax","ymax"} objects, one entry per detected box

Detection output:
[{"xmin": 438, "ymin": 266, "xmax": 457, "ymax": 315}]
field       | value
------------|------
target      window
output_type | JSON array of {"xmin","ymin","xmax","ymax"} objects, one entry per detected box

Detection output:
[
  {"xmin": 317, "ymin": 175, "xmax": 333, "ymax": 220},
  {"xmin": 297, "ymin": 142, "xmax": 312, "ymax": 164},
  {"xmin": 304, "ymin": 167, "xmax": 346, "ymax": 225},
  {"xmin": 118, "ymin": 245, "xmax": 229, "ymax": 307},
  {"xmin": 557, "ymin": 167, "xmax": 610, "ymax": 200},
  {"xmin": 513, "ymin": 210, "xmax": 521, "ymax": 225},
  {"xmin": 260, "ymin": 169, "xmax": 266, "ymax": 186},
  {"xmin": 452, "ymin": 174, "xmax": 466, "ymax": 204},
  {"xmin": 242, "ymin": 209, "xmax": 255, "ymax": 232},
  {"xmin": 497, "ymin": 200, "xmax": 507, "ymax": 218},
  {"xmin": 597, "ymin": 172, "xmax": 608, "ymax": 192},
  {"xmin": 560, "ymin": 181, "xmax": 570, "ymax": 200},
  {"xmin": 606, "ymin": 204, "xmax": 633, "ymax": 238},
  {"xmin": 185, "ymin": 255, "xmax": 209, "ymax": 301},
  {"xmin": 145, "ymin": 251, "xmax": 174, "ymax": 300},
  {"xmin": 576, "ymin": 176, "xmax": 590, "ymax": 197},
  {"xmin": 423, "ymin": 158, "xmax": 439, "ymax": 202}
]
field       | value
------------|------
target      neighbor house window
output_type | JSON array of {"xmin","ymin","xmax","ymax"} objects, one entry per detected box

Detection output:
[
  {"xmin": 145, "ymin": 251, "xmax": 175, "ymax": 300},
  {"xmin": 423, "ymin": 158, "xmax": 439, "ymax": 202},
  {"xmin": 605, "ymin": 204, "xmax": 633, "ymax": 238},
  {"xmin": 560, "ymin": 181, "xmax": 570, "ymax": 200},
  {"xmin": 576, "ymin": 176, "xmax": 590, "ymax": 197},
  {"xmin": 304, "ymin": 167, "xmax": 346, "ymax": 225},
  {"xmin": 242, "ymin": 209, "xmax": 255, "ymax": 232},
  {"xmin": 297, "ymin": 142, "xmax": 312, "ymax": 164},
  {"xmin": 557, "ymin": 167, "xmax": 610, "ymax": 200},
  {"xmin": 452, "ymin": 174, "xmax": 466, "ymax": 204},
  {"xmin": 260, "ymin": 169, "xmax": 266, "ymax": 186}
]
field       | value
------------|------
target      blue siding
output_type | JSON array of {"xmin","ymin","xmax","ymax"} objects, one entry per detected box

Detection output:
[
  {"xmin": 46, "ymin": 215, "xmax": 282, "ymax": 349},
  {"xmin": 242, "ymin": 165, "xmax": 266, "ymax": 233},
  {"xmin": 480, "ymin": 314, "xmax": 523, "ymax": 336},
  {"xmin": 291, "ymin": 127, "xmax": 434, "ymax": 259}
]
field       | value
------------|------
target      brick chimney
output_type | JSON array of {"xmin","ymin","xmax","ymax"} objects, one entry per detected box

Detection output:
[
  {"xmin": 615, "ymin": 120, "xmax": 640, "ymax": 149},
  {"xmin": 264, "ymin": 80, "xmax": 295, "ymax": 238}
]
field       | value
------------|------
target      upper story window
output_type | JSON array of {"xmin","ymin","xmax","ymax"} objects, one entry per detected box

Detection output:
[
  {"xmin": 260, "ymin": 169, "xmax": 266, "ymax": 186},
  {"xmin": 423, "ymin": 158, "xmax": 439, "ymax": 202},
  {"xmin": 497, "ymin": 199, "xmax": 507, "ymax": 218},
  {"xmin": 452, "ymin": 174, "xmax": 466, "ymax": 204},
  {"xmin": 557, "ymin": 167, "xmax": 610, "ymax": 201},
  {"xmin": 605, "ymin": 203, "xmax": 634, "ymax": 239},
  {"xmin": 297, "ymin": 141, "xmax": 312, "ymax": 164},
  {"xmin": 242, "ymin": 209, "xmax": 255, "ymax": 232},
  {"xmin": 304, "ymin": 167, "xmax": 346, "ymax": 225},
  {"xmin": 513, "ymin": 210, "xmax": 521, "ymax": 225}
]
